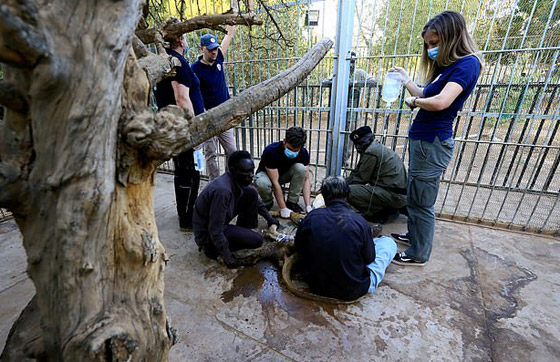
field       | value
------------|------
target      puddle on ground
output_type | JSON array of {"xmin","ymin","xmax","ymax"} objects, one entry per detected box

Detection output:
[{"xmin": 221, "ymin": 261, "xmax": 348, "ymax": 327}]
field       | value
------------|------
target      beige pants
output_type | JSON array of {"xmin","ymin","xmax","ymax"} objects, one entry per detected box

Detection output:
[{"xmin": 204, "ymin": 128, "xmax": 237, "ymax": 180}]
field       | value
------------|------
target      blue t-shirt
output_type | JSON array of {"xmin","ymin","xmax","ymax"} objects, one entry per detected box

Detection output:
[
  {"xmin": 191, "ymin": 49, "xmax": 230, "ymax": 110},
  {"xmin": 154, "ymin": 49, "xmax": 205, "ymax": 116},
  {"xmin": 410, "ymin": 55, "xmax": 481, "ymax": 142},
  {"xmin": 257, "ymin": 141, "xmax": 310, "ymax": 174}
]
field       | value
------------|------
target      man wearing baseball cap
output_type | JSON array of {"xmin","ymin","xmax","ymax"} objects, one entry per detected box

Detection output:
[
  {"xmin": 346, "ymin": 125, "xmax": 408, "ymax": 223},
  {"xmin": 191, "ymin": 26, "xmax": 238, "ymax": 179}
]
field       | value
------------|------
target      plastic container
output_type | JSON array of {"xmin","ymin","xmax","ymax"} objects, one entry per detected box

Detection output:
[
  {"xmin": 193, "ymin": 149, "xmax": 205, "ymax": 172},
  {"xmin": 382, "ymin": 72, "xmax": 402, "ymax": 105}
]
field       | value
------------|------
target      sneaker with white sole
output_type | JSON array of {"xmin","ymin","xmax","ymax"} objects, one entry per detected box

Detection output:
[
  {"xmin": 390, "ymin": 233, "xmax": 411, "ymax": 247},
  {"xmin": 391, "ymin": 252, "xmax": 426, "ymax": 266}
]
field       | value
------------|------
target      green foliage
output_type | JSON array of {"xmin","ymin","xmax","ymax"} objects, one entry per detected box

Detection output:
[
  {"xmin": 146, "ymin": 0, "xmax": 231, "ymax": 25},
  {"xmin": 474, "ymin": 0, "xmax": 559, "ymax": 64},
  {"xmin": 225, "ymin": 1, "xmax": 334, "ymax": 89}
]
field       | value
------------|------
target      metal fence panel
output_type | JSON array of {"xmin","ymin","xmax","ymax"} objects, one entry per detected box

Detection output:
[
  {"xmin": 1, "ymin": 0, "xmax": 556, "ymax": 234},
  {"xmin": 198, "ymin": 0, "xmax": 559, "ymax": 235}
]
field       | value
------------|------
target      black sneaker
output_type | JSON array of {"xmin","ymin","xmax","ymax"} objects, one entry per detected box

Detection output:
[
  {"xmin": 391, "ymin": 252, "xmax": 426, "ymax": 266},
  {"xmin": 390, "ymin": 233, "xmax": 411, "ymax": 247},
  {"xmin": 286, "ymin": 201, "xmax": 304, "ymax": 214}
]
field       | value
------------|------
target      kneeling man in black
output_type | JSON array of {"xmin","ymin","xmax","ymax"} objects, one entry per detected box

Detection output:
[{"xmin": 193, "ymin": 151, "xmax": 279, "ymax": 268}]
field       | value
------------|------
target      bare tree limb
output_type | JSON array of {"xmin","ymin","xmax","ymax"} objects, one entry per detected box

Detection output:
[
  {"xmin": 137, "ymin": 54, "xmax": 181, "ymax": 87},
  {"xmin": 131, "ymin": 35, "xmax": 149, "ymax": 59},
  {"xmin": 136, "ymin": 10, "xmax": 263, "ymax": 44},
  {"xmin": 0, "ymin": 0, "xmax": 49, "ymax": 67},
  {"xmin": 256, "ymin": 0, "xmax": 288, "ymax": 45},
  {"xmin": 123, "ymin": 38, "xmax": 333, "ymax": 161},
  {"xmin": 0, "ymin": 81, "xmax": 28, "ymax": 113}
]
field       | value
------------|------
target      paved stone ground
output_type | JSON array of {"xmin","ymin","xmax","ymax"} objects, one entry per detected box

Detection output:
[{"xmin": 1, "ymin": 173, "xmax": 559, "ymax": 361}]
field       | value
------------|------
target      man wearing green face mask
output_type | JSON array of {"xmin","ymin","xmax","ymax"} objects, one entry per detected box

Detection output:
[{"xmin": 254, "ymin": 127, "xmax": 313, "ymax": 218}]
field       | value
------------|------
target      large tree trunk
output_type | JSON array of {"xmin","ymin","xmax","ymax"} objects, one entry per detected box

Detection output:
[
  {"xmin": 0, "ymin": 0, "xmax": 332, "ymax": 360},
  {"xmin": 1, "ymin": 0, "xmax": 173, "ymax": 359}
]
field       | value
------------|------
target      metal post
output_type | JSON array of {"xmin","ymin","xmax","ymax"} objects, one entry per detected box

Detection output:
[{"xmin": 326, "ymin": 0, "xmax": 355, "ymax": 177}]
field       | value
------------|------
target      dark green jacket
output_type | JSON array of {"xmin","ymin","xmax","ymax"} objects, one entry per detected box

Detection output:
[{"xmin": 346, "ymin": 141, "xmax": 407, "ymax": 192}]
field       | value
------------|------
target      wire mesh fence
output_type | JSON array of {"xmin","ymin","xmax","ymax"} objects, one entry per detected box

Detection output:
[
  {"xmin": 1, "ymin": 0, "xmax": 558, "ymax": 235},
  {"xmin": 161, "ymin": 0, "xmax": 559, "ymax": 235}
]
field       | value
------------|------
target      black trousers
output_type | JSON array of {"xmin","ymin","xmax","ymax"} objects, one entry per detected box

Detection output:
[
  {"xmin": 173, "ymin": 150, "xmax": 200, "ymax": 228},
  {"xmin": 200, "ymin": 186, "xmax": 264, "ymax": 259}
]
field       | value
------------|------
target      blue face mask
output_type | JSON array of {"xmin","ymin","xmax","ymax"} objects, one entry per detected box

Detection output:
[
  {"xmin": 427, "ymin": 46, "xmax": 439, "ymax": 60},
  {"xmin": 284, "ymin": 148, "xmax": 299, "ymax": 159}
]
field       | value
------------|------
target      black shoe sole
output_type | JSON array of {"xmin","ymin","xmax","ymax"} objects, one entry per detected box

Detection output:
[{"xmin": 391, "ymin": 259, "xmax": 425, "ymax": 266}]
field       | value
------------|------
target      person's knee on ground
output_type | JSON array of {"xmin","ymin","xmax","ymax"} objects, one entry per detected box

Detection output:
[
  {"xmin": 254, "ymin": 172, "xmax": 274, "ymax": 209},
  {"xmin": 224, "ymin": 224, "xmax": 264, "ymax": 251},
  {"xmin": 347, "ymin": 184, "xmax": 382, "ymax": 217}
]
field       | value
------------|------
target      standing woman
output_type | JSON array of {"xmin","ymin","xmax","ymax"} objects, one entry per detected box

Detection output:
[{"xmin": 389, "ymin": 11, "xmax": 482, "ymax": 266}]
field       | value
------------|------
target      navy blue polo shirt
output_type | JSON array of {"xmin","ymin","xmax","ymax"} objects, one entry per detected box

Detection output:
[
  {"xmin": 257, "ymin": 141, "xmax": 310, "ymax": 174},
  {"xmin": 191, "ymin": 49, "xmax": 230, "ymax": 110},
  {"xmin": 154, "ymin": 49, "xmax": 205, "ymax": 115},
  {"xmin": 410, "ymin": 55, "xmax": 481, "ymax": 142}
]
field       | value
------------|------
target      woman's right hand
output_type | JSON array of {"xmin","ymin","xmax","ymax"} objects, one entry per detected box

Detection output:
[{"xmin": 389, "ymin": 66, "xmax": 411, "ymax": 84}]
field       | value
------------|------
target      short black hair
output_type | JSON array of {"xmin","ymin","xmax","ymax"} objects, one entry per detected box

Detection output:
[
  {"xmin": 321, "ymin": 176, "xmax": 350, "ymax": 205},
  {"xmin": 228, "ymin": 150, "xmax": 252, "ymax": 170},
  {"xmin": 285, "ymin": 127, "xmax": 307, "ymax": 149}
]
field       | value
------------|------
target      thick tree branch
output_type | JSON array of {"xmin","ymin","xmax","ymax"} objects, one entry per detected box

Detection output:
[
  {"xmin": 137, "ymin": 54, "xmax": 181, "ymax": 87},
  {"xmin": 136, "ymin": 10, "xmax": 263, "ymax": 44},
  {"xmin": 0, "ymin": 81, "xmax": 28, "ymax": 113},
  {"xmin": 123, "ymin": 38, "xmax": 333, "ymax": 161},
  {"xmin": 0, "ymin": 0, "xmax": 49, "ymax": 67},
  {"xmin": 131, "ymin": 35, "xmax": 149, "ymax": 59}
]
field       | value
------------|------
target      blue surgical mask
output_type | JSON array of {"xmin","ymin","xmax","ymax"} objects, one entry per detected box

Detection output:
[
  {"xmin": 427, "ymin": 46, "xmax": 439, "ymax": 60},
  {"xmin": 284, "ymin": 148, "xmax": 299, "ymax": 159}
]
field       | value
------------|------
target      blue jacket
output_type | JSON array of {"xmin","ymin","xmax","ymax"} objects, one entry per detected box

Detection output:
[{"xmin": 295, "ymin": 200, "xmax": 375, "ymax": 300}]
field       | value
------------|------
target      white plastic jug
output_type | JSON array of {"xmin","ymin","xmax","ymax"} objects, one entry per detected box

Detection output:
[
  {"xmin": 382, "ymin": 72, "xmax": 402, "ymax": 105},
  {"xmin": 193, "ymin": 149, "xmax": 205, "ymax": 172}
]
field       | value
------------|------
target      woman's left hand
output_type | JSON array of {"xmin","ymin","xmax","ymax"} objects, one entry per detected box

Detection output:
[{"xmin": 405, "ymin": 96, "xmax": 417, "ymax": 109}]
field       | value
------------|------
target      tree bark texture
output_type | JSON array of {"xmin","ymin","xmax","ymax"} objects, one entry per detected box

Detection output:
[
  {"xmin": 1, "ymin": 1, "xmax": 171, "ymax": 360},
  {"xmin": 0, "ymin": 0, "xmax": 332, "ymax": 360}
]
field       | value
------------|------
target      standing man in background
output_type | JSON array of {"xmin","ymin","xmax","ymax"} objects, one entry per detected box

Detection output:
[
  {"xmin": 192, "ymin": 26, "xmax": 237, "ymax": 179},
  {"xmin": 155, "ymin": 33, "xmax": 204, "ymax": 230}
]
